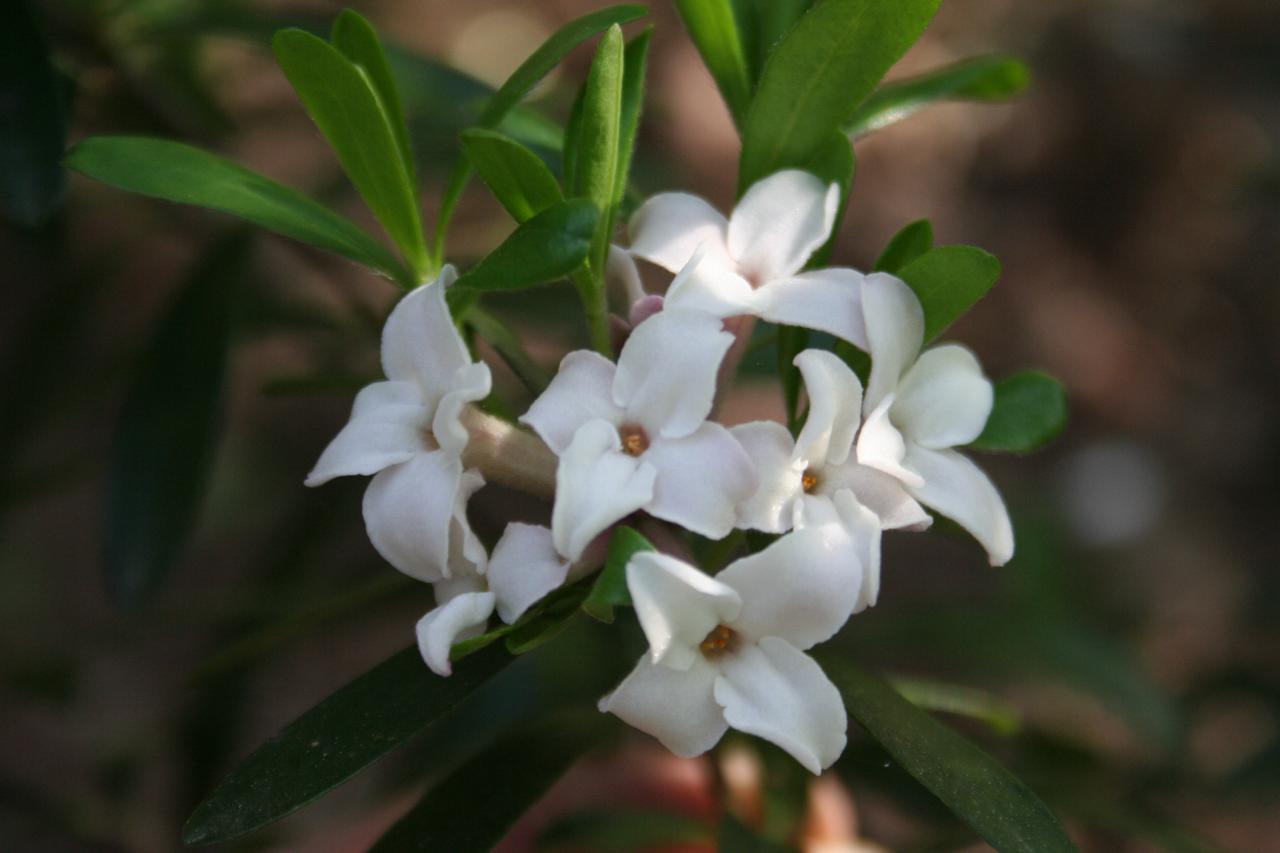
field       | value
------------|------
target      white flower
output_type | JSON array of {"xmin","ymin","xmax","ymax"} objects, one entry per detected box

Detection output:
[
  {"xmin": 305, "ymin": 266, "xmax": 491, "ymax": 583},
  {"xmin": 599, "ymin": 507, "xmax": 870, "ymax": 773},
  {"xmin": 522, "ymin": 309, "xmax": 758, "ymax": 561},
  {"xmin": 625, "ymin": 170, "xmax": 867, "ymax": 347}
]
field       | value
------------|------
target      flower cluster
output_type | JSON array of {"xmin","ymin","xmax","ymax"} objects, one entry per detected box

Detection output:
[{"xmin": 308, "ymin": 170, "xmax": 1013, "ymax": 773}]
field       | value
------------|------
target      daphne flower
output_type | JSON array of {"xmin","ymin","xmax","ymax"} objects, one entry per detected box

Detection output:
[
  {"xmin": 305, "ymin": 266, "xmax": 491, "ymax": 582},
  {"xmin": 522, "ymin": 309, "xmax": 757, "ymax": 560},
  {"xmin": 625, "ymin": 170, "xmax": 867, "ymax": 347},
  {"xmin": 599, "ymin": 501, "xmax": 870, "ymax": 773}
]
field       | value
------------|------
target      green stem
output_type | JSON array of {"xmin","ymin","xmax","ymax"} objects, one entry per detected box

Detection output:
[{"xmin": 572, "ymin": 267, "xmax": 613, "ymax": 357}]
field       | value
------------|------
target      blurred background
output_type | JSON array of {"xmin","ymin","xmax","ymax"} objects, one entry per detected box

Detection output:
[{"xmin": 2, "ymin": 0, "xmax": 1278, "ymax": 850}]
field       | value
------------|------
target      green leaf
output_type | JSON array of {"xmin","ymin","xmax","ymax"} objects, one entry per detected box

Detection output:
[
  {"xmin": 330, "ymin": 10, "xmax": 416, "ymax": 186},
  {"xmin": 103, "ymin": 235, "xmax": 247, "ymax": 609},
  {"xmin": 799, "ymin": 130, "xmax": 855, "ymax": 268},
  {"xmin": 537, "ymin": 808, "xmax": 711, "ymax": 851},
  {"xmin": 874, "ymin": 219, "xmax": 934, "ymax": 273},
  {"xmin": 454, "ymin": 199, "xmax": 598, "ymax": 292},
  {"xmin": 970, "ymin": 372, "xmax": 1067, "ymax": 453},
  {"xmin": 614, "ymin": 28, "xmax": 653, "ymax": 211},
  {"xmin": 820, "ymin": 658, "xmax": 1077, "ymax": 852},
  {"xmin": 583, "ymin": 527, "xmax": 654, "ymax": 623},
  {"xmin": 182, "ymin": 643, "xmax": 513, "ymax": 846},
  {"xmin": 730, "ymin": 0, "xmax": 813, "ymax": 84},
  {"xmin": 465, "ymin": 308, "xmax": 551, "ymax": 394},
  {"xmin": 2, "ymin": 0, "xmax": 67, "ymax": 226},
  {"xmin": 505, "ymin": 582, "xmax": 591, "ymax": 655},
  {"xmin": 896, "ymin": 245, "xmax": 1001, "ymax": 341},
  {"xmin": 888, "ymin": 676, "xmax": 1021, "ymax": 735},
  {"xmin": 717, "ymin": 812, "xmax": 791, "ymax": 852},
  {"xmin": 64, "ymin": 137, "xmax": 413, "ymax": 285},
  {"xmin": 273, "ymin": 28, "xmax": 429, "ymax": 275},
  {"xmin": 370, "ymin": 711, "xmax": 616, "ymax": 852},
  {"xmin": 674, "ymin": 0, "xmax": 753, "ymax": 125},
  {"xmin": 569, "ymin": 25, "xmax": 625, "ymax": 278},
  {"xmin": 738, "ymin": 0, "xmax": 941, "ymax": 190},
  {"xmin": 845, "ymin": 55, "xmax": 1030, "ymax": 138},
  {"xmin": 459, "ymin": 129, "xmax": 563, "ymax": 223}
]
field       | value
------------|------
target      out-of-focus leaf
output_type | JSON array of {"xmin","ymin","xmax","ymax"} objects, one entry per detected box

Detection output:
[
  {"xmin": 889, "ymin": 676, "xmax": 1021, "ymax": 735},
  {"xmin": 371, "ymin": 711, "xmax": 616, "ymax": 852},
  {"xmin": 466, "ymin": 308, "xmax": 551, "ymax": 394},
  {"xmin": 454, "ymin": 200, "xmax": 597, "ymax": 292},
  {"xmin": 730, "ymin": 0, "xmax": 813, "ymax": 84},
  {"xmin": 1, "ymin": 0, "xmax": 67, "ymax": 225},
  {"xmin": 896, "ymin": 245, "xmax": 1001, "ymax": 341},
  {"xmin": 674, "ymin": 0, "xmax": 753, "ymax": 125},
  {"xmin": 716, "ymin": 812, "xmax": 792, "ymax": 852},
  {"xmin": 273, "ymin": 29, "xmax": 430, "ymax": 275},
  {"xmin": 738, "ymin": 0, "xmax": 941, "ymax": 189},
  {"xmin": 505, "ymin": 583, "xmax": 590, "ymax": 655},
  {"xmin": 182, "ymin": 643, "xmax": 513, "ymax": 846},
  {"xmin": 103, "ymin": 234, "xmax": 248, "ymax": 609},
  {"xmin": 64, "ymin": 137, "xmax": 413, "ymax": 285},
  {"xmin": 568, "ymin": 25, "xmax": 625, "ymax": 277},
  {"xmin": 460, "ymin": 129, "xmax": 563, "ymax": 223},
  {"xmin": 537, "ymin": 809, "xmax": 711, "ymax": 851},
  {"xmin": 821, "ymin": 659, "xmax": 1077, "ymax": 852},
  {"xmin": 614, "ymin": 28, "xmax": 652, "ymax": 211},
  {"xmin": 330, "ymin": 10, "xmax": 416, "ymax": 185},
  {"xmin": 875, "ymin": 219, "xmax": 934, "ymax": 273},
  {"xmin": 583, "ymin": 527, "xmax": 654, "ymax": 623},
  {"xmin": 971, "ymin": 372, "xmax": 1067, "ymax": 453},
  {"xmin": 845, "ymin": 55, "xmax": 1030, "ymax": 138}
]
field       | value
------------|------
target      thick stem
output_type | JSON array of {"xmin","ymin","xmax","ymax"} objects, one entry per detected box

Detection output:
[{"xmin": 459, "ymin": 407, "xmax": 558, "ymax": 500}]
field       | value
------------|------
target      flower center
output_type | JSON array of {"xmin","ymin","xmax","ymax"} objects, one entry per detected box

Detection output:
[
  {"xmin": 801, "ymin": 467, "xmax": 820, "ymax": 493},
  {"xmin": 619, "ymin": 424, "xmax": 650, "ymax": 457},
  {"xmin": 699, "ymin": 624, "xmax": 739, "ymax": 659}
]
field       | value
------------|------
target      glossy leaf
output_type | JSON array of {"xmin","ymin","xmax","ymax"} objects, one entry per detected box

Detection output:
[
  {"xmin": 454, "ymin": 199, "xmax": 598, "ymax": 292},
  {"xmin": 371, "ymin": 711, "xmax": 616, "ymax": 852},
  {"xmin": 614, "ymin": 28, "xmax": 653, "ymax": 211},
  {"xmin": 875, "ymin": 219, "xmax": 934, "ymax": 273},
  {"xmin": 103, "ymin": 235, "xmax": 247, "ymax": 609},
  {"xmin": 738, "ymin": 0, "xmax": 941, "ymax": 189},
  {"xmin": 1, "ymin": 0, "xmax": 67, "ymax": 225},
  {"xmin": 183, "ymin": 643, "xmax": 513, "ymax": 845},
  {"xmin": 64, "ymin": 137, "xmax": 413, "ymax": 285},
  {"xmin": 583, "ymin": 527, "xmax": 654, "ymax": 623},
  {"xmin": 273, "ymin": 29, "xmax": 430, "ymax": 275},
  {"xmin": 896, "ymin": 245, "xmax": 1001, "ymax": 341},
  {"xmin": 569, "ymin": 25, "xmax": 625, "ymax": 277},
  {"xmin": 674, "ymin": 0, "xmax": 753, "ymax": 125},
  {"xmin": 845, "ymin": 55, "xmax": 1030, "ymax": 138},
  {"xmin": 460, "ymin": 129, "xmax": 563, "ymax": 223},
  {"xmin": 821, "ymin": 658, "xmax": 1077, "ymax": 852},
  {"xmin": 971, "ymin": 372, "xmax": 1067, "ymax": 453},
  {"xmin": 330, "ymin": 10, "xmax": 416, "ymax": 185}
]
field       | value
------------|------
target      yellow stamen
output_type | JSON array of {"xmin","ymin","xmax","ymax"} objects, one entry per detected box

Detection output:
[
  {"xmin": 620, "ymin": 424, "xmax": 649, "ymax": 457},
  {"xmin": 699, "ymin": 624, "xmax": 739, "ymax": 658},
  {"xmin": 801, "ymin": 468, "xmax": 820, "ymax": 493}
]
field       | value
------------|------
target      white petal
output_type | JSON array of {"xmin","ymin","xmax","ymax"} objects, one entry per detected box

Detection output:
[
  {"xmin": 819, "ymin": 460, "xmax": 932, "ymax": 531},
  {"xmin": 380, "ymin": 267, "xmax": 471, "ymax": 402},
  {"xmin": 644, "ymin": 423, "xmax": 759, "ymax": 540},
  {"xmin": 521, "ymin": 351, "xmax": 623, "ymax": 454},
  {"xmin": 861, "ymin": 272, "xmax": 924, "ymax": 413},
  {"xmin": 664, "ymin": 261, "xmax": 758, "ymax": 319},
  {"xmin": 727, "ymin": 170, "xmax": 840, "ymax": 283},
  {"xmin": 304, "ymin": 381, "xmax": 427, "ymax": 486},
  {"xmin": 613, "ymin": 309, "xmax": 733, "ymax": 439},
  {"xmin": 450, "ymin": 469, "xmax": 488, "ymax": 576},
  {"xmin": 756, "ymin": 268, "xmax": 868, "ymax": 349},
  {"xmin": 628, "ymin": 192, "xmax": 733, "ymax": 274},
  {"xmin": 599, "ymin": 655, "xmax": 726, "ymax": 757},
  {"xmin": 794, "ymin": 349, "xmax": 864, "ymax": 467},
  {"xmin": 892, "ymin": 345, "xmax": 993, "ymax": 449},
  {"xmin": 730, "ymin": 421, "xmax": 803, "ymax": 533},
  {"xmin": 714, "ymin": 639, "xmax": 847, "ymax": 774},
  {"xmin": 487, "ymin": 523, "xmax": 571, "ymax": 624},
  {"xmin": 716, "ymin": 524, "xmax": 862, "ymax": 651},
  {"xmin": 627, "ymin": 552, "xmax": 742, "ymax": 671},
  {"xmin": 856, "ymin": 395, "xmax": 925, "ymax": 489},
  {"xmin": 903, "ymin": 445, "xmax": 1015, "ymax": 566},
  {"xmin": 414, "ymin": 592, "xmax": 496, "ymax": 677},
  {"xmin": 608, "ymin": 243, "xmax": 647, "ymax": 306},
  {"xmin": 551, "ymin": 420, "xmax": 656, "ymax": 561},
  {"xmin": 431, "ymin": 362, "xmax": 492, "ymax": 456},
  {"xmin": 830, "ymin": 490, "xmax": 883, "ymax": 613},
  {"xmin": 363, "ymin": 452, "xmax": 464, "ymax": 583}
]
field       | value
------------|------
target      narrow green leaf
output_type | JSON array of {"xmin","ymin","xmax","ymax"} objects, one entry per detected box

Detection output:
[
  {"xmin": 845, "ymin": 55, "xmax": 1030, "ymax": 138},
  {"xmin": 874, "ymin": 219, "xmax": 934, "ymax": 273},
  {"xmin": 104, "ymin": 235, "xmax": 247, "ymax": 609},
  {"xmin": 505, "ymin": 582, "xmax": 591, "ymax": 655},
  {"xmin": 460, "ymin": 129, "xmax": 563, "ymax": 223},
  {"xmin": 537, "ymin": 808, "xmax": 712, "ymax": 851},
  {"xmin": 64, "ymin": 137, "xmax": 413, "ymax": 285},
  {"xmin": 730, "ymin": 0, "xmax": 813, "ymax": 84},
  {"xmin": 465, "ymin": 308, "xmax": 551, "ymax": 394},
  {"xmin": 739, "ymin": 0, "xmax": 941, "ymax": 189},
  {"xmin": 821, "ymin": 658, "xmax": 1077, "ymax": 852},
  {"xmin": 970, "ymin": 372, "xmax": 1067, "ymax": 453},
  {"xmin": 896, "ymin": 245, "xmax": 1001, "ymax": 341},
  {"xmin": 2, "ymin": 0, "xmax": 67, "ymax": 226},
  {"xmin": 583, "ymin": 527, "xmax": 654, "ymax": 623},
  {"xmin": 182, "ymin": 643, "xmax": 512, "ymax": 846},
  {"xmin": 273, "ymin": 28, "xmax": 429, "ymax": 274},
  {"xmin": 614, "ymin": 29, "xmax": 653, "ymax": 211},
  {"xmin": 371, "ymin": 712, "xmax": 616, "ymax": 852},
  {"xmin": 889, "ymin": 676, "xmax": 1021, "ymax": 735},
  {"xmin": 674, "ymin": 0, "xmax": 753, "ymax": 125},
  {"xmin": 454, "ymin": 199, "xmax": 598, "ymax": 292},
  {"xmin": 330, "ymin": 10, "xmax": 416, "ymax": 186},
  {"xmin": 570, "ymin": 25, "xmax": 625, "ymax": 278}
]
